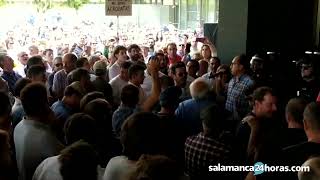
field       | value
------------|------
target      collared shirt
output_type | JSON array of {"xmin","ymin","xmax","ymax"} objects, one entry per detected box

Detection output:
[
  {"xmin": 175, "ymin": 98, "xmax": 214, "ymax": 137},
  {"xmin": 109, "ymin": 75, "xmax": 128, "ymax": 106},
  {"xmin": 1, "ymin": 71, "xmax": 22, "ymax": 93},
  {"xmin": 14, "ymin": 118, "xmax": 64, "ymax": 180},
  {"xmin": 185, "ymin": 132, "xmax": 231, "ymax": 178},
  {"xmin": 225, "ymin": 74, "xmax": 254, "ymax": 121},
  {"xmin": 52, "ymin": 69, "xmax": 68, "ymax": 99},
  {"xmin": 112, "ymin": 104, "xmax": 139, "ymax": 138},
  {"xmin": 108, "ymin": 62, "xmax": 121, "ymax": 81}
]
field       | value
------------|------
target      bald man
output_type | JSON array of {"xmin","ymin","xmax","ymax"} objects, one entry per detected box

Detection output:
[{"xmin": 52, "ymin": 53, "xmax": 77, "ymax": 99}]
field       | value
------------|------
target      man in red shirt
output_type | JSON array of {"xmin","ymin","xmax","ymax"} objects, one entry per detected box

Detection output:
[{"xmin": 167, "ymin": 43, "xmax": 182, "ymax": 65}]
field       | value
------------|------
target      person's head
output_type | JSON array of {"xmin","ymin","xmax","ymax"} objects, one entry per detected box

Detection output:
[
  {"xmin": 14, "ymin": 78, "xmax": 32, "ymax": 98},
  {"xmin": 201, "ymin": 104, "xmax": 225, "ymax": 136},
  {"xmin": 76, "ymin": 57, "xmax": 90, "ymax": 71},
  {"xmin": 120, "ymin": 112, "xmax": 168, "ymax": 161},
  {"xmin": 159, "ymin": 86, "xmax": 181, "ymax": 112},
  {"xmin": 127, "ymin": 44, "xmax": 141, "ymax": 62},
  {"xmin": 44, "ymin": 49, "xmax": 54, "ymax": 62},
  {"xmin": 209, "ymin": 57, "xmax": 221, "ymax": 73},
  {"xmin": 80, "ymin": 91, "xmax": 104, "ymax": 111},
  {"xmin": 303, "ymin": 102, "xmax": 320, "ymax": 139},
  {"xmin": 92, "ymin": 60, "xmax": 107, "ymax": 77},
  {"xmin": 201, "ymin": 44, "xmax": 212, "ymax": 60},
  {"xmin": 126, "ymin": 154, "xmax": 184, "ymax": 180},
  {"xmin": 28, "ymin": 45, "xmax": 39, "ymax": 56},
  {"xmin": 198, "ymin": 60, "xmax": 209, "ymax": 77},
  {"xmin": 113, "ymin": 45, "xmax": 128, "ymax": 63},
  {"xmin": 0, "ymin": 92, "xmax": 11, "ymax": 130},
  {"xmin": 215, "ymin": 64, "xmax": 231, "ymax": 83},
  {"xmin": 88, "ymin": 55, "xmax": 100, "ymax": 70},
  {"xmin": 20, "ymin": 82, "xmax": 50, "ymax": 118},
  {"xmin": 53, "ymin": 56, "xmax": 63, "ymax": 72},
  {"xmin": 128, "ymin": 64, "xmax": 145, "ymax": 86},
  {"xmin": 120, "ymin": 61, "xmax": 133, "ymax": 81},
  {"xmin": 148, "ymin": 38, "xmax": 155, "ymax": 49},
  {"xmin": 159, "ymin": 75, "xmax": 174, "ymax": 91},
  {"xmin": 298, "ymin": 157, "xmax": 320, "ymax": 180},
  {"xmin": 0, "ymin": 55, "xmax": 14, "ymax": 72},
  {"xmin": 250, "ymin": 54, "xmax": 265, "ymax": 73},
  {"xmin": 17, "ymin": 51, "xmax": 29, "ymax": 65},
  {"xmin": 300, "ymin": 57, "xmax": 314, "ymax": 79},
  {"xmin": 167, "ymin": 43, "xmax": 177, "ymax": 58},
  {"xmin": 26, "ymin": 55, "xmax": 45, "ymax": 72},
  {"xmin": 63, "ymin": 53, "xmax": 77, "ymax": 73},
  {"xmin": 170, "ymin": 62, "xmax": 187, "ymax": 87},
  {"xmin": 83, "ymin": 99, "xmax": 112, "ymax": 132},
  {"xmin": 186, "ymin": 60, "xmax": 199, "ymax": 78},
  {"xmin": 26, "ymin": 65, "xmax": 47, "ymax": 83},
  {"xmin": 252, "ymin": 87, "xmax": 277, "ymax": 118},
  {"xmin": 156, "ymin": 53, "xmax": 168, "ymax": 69},
  {"xmin": 63, "ymin": 82, "xmax": 85, "ymax": 110},
  {"xmin": 64, "ymin": 113, "xmax": 97, "ymax": 145},
  {"xmin": 190, "ymin": 78, "xmax": 209, "ymax": 100},
  {"xmin": 286, "ymin": 98, "xmax": 308, "ymax": 128},
  {"xmin": 121, "ymin": 84, "xmax": 140, "ymax": 107},
  {"xmin": 59, "ymin": 140, "xmax": 98, "ymax": 180},
  {"xmin": 230, "ymin": 54, "xmax": 249, "ymax": 76},
  {"xmin": 67, "ymin": 68, "xmax": 91, "ymax": 91}
]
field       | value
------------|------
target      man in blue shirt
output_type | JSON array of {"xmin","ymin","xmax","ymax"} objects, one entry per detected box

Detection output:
[
  {"xmin": 175, "ymin": 78, "xmax": 214, "ymax": 138},
  {"xmin": 0, "ymin": 55, "xmax": 22, "ymax": 93},
  {"xmin": 226, "ymin": 54, "xmax": 254, "ymax": 123}
]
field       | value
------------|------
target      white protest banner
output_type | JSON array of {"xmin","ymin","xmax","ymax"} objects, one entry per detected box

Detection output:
[{"xmin": 105, "ymin": 0, "xmax": 132, "ymax": 16}]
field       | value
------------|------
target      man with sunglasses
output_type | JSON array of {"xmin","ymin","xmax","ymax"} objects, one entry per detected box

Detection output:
[{"xmin": 48, "ymin": 57, "xmax": 63, "ymax": 97}]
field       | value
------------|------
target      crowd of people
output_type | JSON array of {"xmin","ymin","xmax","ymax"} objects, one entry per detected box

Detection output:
[{"xmin": 1, "ymin": 25, "xmax": 320, "ymax": 180}]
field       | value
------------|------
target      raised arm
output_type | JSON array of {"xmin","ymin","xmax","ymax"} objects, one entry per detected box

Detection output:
[{"xmin": 141, "ymin": 57, "xmax": 161, "ymax": 112}]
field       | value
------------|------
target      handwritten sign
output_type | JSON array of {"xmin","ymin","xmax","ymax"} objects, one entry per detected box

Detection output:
[{"xmin": 105, "ymin": 0, "xmax": 132, "ymax": 16}]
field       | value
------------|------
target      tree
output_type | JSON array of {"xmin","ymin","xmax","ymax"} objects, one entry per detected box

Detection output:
[
  {"xmin": 63, "ymin": 0, "xmax": 89, "ymax": 11},
  {"xmin": 0, "ymin": 0, "xmax": 6, "ymax": 7},
  {"xmin": 33, "ymin": 0, "xmax": 53, "ymax": 13}
]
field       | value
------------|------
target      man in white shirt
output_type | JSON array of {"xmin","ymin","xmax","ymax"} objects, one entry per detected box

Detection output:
[
  {"xmin": 141, "ymin": 53, "xmax": 166, "ymax": 97},
  {"xmin": 14, "ymin": 51, "xmax": 29, "ymax": 77},
  {"xmin": 109, "ymin": 61, "xmax": 132, "ymax": 107},
  {"xmin": 14, "ymin": 83, "xmax": 64, "ymax": 180},
  {"xmin": 108, "ymin": 46, "xmax": 128, "ymax": 80}
]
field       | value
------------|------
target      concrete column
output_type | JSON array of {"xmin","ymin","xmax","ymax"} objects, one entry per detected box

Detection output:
[{"xmin": 216, "ymin": 0, "xmax": 248, "ymax": 64}]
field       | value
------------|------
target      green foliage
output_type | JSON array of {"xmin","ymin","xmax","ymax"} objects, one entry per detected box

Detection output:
[
  {"xmin": 33, "ymin": 0, "xmax": 53, "ymax": 13},
  {"xmin": 63, "ymin": 0, "xmax": 89, "ymax": 11},
  {"xmin": 0, "ymin": 0, "xmax": 6, "ymax": 7}
]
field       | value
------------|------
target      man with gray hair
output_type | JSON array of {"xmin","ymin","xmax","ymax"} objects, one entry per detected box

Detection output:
[{"xmin": 175, "ymin": 78, "xmax": 214, "ymax": 138}]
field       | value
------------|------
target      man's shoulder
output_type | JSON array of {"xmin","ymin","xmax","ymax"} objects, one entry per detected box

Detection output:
[{"xmin": 55, "ymin": 69, "xmax": 66, "ymax": 76}]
